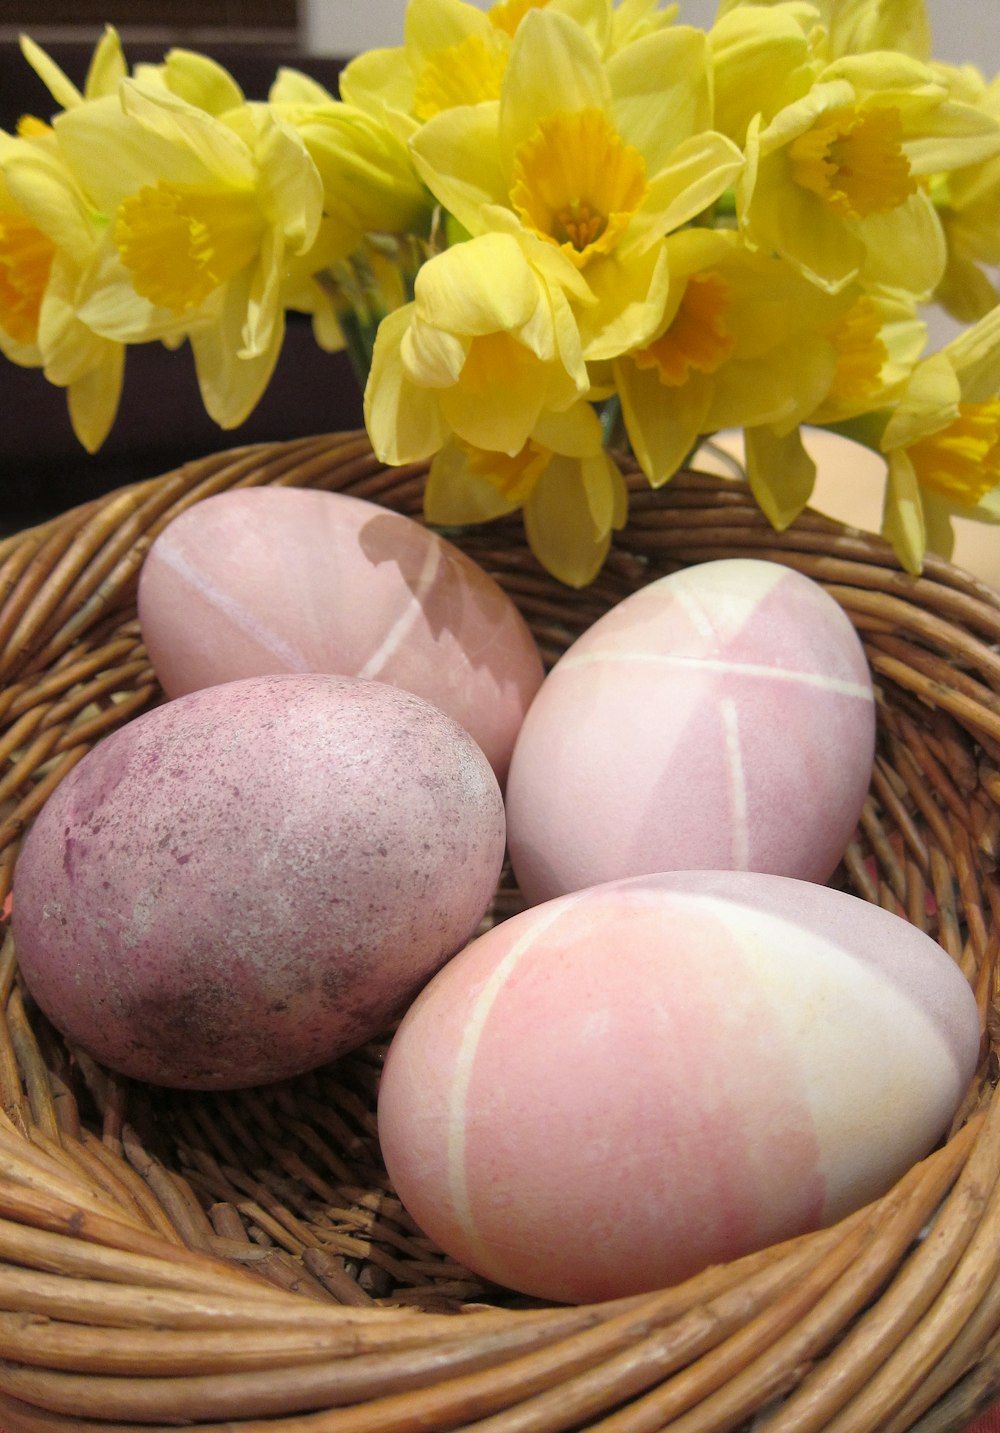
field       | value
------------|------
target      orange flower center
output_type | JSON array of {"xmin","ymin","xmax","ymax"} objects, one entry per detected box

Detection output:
[
  {"xmin": 908, "ymin": 401, "xmax": 1000, "ymax": 506},
  {"xmin": 488, "ymin": 0, "xmax": 552, "ymax": 38},
  {"xmin": 823, "ymin": 297, "xmax": 888, "ymax": 404},
  {"xmin": 789, "ymin": 105, "xmax": 917, "ymax": 219},
  {"xmin": 632, "ymin": 271, "xmax": 736, "ymax": 386},
  {"xmin": 510, "ymin": 109, "xmax": 648, "ymax": 269},
  {"xmin": 0, "ymin": 211, "xmax": 54, "ymax": 345}
]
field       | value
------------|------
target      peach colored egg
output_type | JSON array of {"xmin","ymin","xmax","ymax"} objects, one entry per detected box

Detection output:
[
  {"xmin": 378, "ymin": 870, "xmax": 979, "ymax": 1304},
  {"xmin": 137, "ymin": 486, "xmax": 544, "ymax": 783},
  {"xmin": 12, "ymin": 674, "xmax": 505, "ymax": 1090},
  {"xmin": 504, "ymin": 558, "xmax": 875, "ymax": 904}
]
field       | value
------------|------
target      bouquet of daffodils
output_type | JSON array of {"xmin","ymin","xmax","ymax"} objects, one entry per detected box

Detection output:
[{"xmin": 3, "ymin": 0, "xmax": 1000, "ymax": 586}]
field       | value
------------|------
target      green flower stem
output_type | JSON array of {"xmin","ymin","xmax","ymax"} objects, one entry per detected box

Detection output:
[{"xmin": 314, "ymin": 258, "xmax": 390, "ymax": 393}]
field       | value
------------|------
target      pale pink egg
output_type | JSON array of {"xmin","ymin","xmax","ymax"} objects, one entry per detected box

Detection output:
[
  {"xmin": 12, "ymin": 674, "xmax": 506, "ymax": 1089},
  {"xmin": 137, "ymin": 487, "xmax": 544, "ymax": 784},
  {"xmin": 505, "ymin": 558, "xmax": 875, "ymax": 903},
  {"xmin": 377, "ymin": 870, "xmax": 979, "ymax": 1304}
]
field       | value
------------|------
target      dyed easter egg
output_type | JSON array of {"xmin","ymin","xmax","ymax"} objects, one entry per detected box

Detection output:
[
  {"xmin": 137, "ymin": 486, "xmax": 544, "ymax": 783},
  {"xmin": 378, "ymin": 870, "xmax": 980, "ymax": 1304},
  {"xmin": 12, "ymin": 674, "xmax": 506, "ymax": 1090},
  {"xmin": 505, "ymin": 558, "xmax": 875, "ymax": 904}
]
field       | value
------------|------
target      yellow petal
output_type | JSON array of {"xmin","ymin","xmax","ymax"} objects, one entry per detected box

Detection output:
[
  {"xmin": 365, "ymin": 304, "xmax": 450, "ymax": 462},
  {"xmin": 856, "ymin": 189, "xmax": 945, "ymax": 297},
  {"xmin": 581, "ymin": 448, "xmax": 628, "ymax": 534},
  {"xmin": 402, "ymin": 318, "xmax": 467, "ymax": 387},
  {"xmin": 606, "ymin": 26, "xmax": 713, "ymax": 168},
  {"xmin": 119, "ymin": 80, "xmax": 254, "ymax": 188},
  {"xmin": 413, "ymin": 231, "xmax": 540, "ymax": 335},
  {"xmin": 881, "ymin": 448, "xmax": 926, "ymax": 572},
  {"xmin": 54, "ymin": 95, "xmax": 214, "ymax": 214},
  {"xmin": 155, "ymin": 48, "xmax": 245, "ymax": 115},
  {"xmin": 253, "ymin": 112, "xmax": 323, "ymax": 254},
  {"xmin": 270, "ymin": 67, "xmax": 336, "ymax": 107},
  {"xmin": 709, "ymin": 4, "xmax": 822, "ymax": 145},
  {"xmin": 880, "ymin": 351, "xmax": 960, "ymax": 450},
  {"xmin": 439, "ymin": 336, "xmax": 569, "ymax": 452},
  {"xmin": 616, "ymin": 356, "xmax": 711, "ymax": 484},
  {"xmin": 531, "ymin": 398, "xmax": 604, "ymax": 456},
  {"xmin": 76, "ymin": 240, "xmax": 191, "ymax": 343},
  {"xmin": 425, "ymin": 441, "xmax": 520, "ymax": 524},
  {"xmin": 1, "ymin": 146, "xmax": 95, "ymax": 265},
  {"xmin": 410, "ymin": 103, "xmax": 507, "ymax": 237},
  {"xmin": 743, "ymin": 423, "xmax": 817, "ymax": 529},
  {"xmin": 66, "ymin": 340, "xmax": 124, "ymax": 453},
  {"xmin": 522, "ymin": 452, "xmax": 619, "ymax": 586},
  {"xmin": 499, "ymin": 9, "xmax": 610, "ymax": 166},
  {"xmin": 940, "ymin": 301, "xmax": 1000, "ymax": 403},
  {"xmin": 635, "ymin": 131, "xmax": 744, "ymax": 252},
  {"xmin": 189, "ymin": 274, "xmax": 282, "ymax": 428},
  {"xmin": 85, "ymin": 26, "xmax": 127, "ymax": 100},
  {"xmin": 19, "ymin": 34, "xmax": 84, "ymax": 109}
]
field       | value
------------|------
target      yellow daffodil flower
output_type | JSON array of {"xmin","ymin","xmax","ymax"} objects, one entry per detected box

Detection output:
[
  {"xmin": 341, "ymin": 0, "xmax": 620, "ymax": 143},
  {"xmin": 365, "ymin": 228, "xmax": 593, "ymax": 463},
  {"xmin": 613, "ymin": 227, "xmax": 859, "ymax": 507},
  {"xmin": 49, "ymin": 79, "xmax": 323, "ymax": 430},
  {"xmin": 0, "ymin": 135, "xmax": 125, "ymax": 452},
  {"xmin": 408, "ymin": 7, "xmax": 743, "ymax": 355},
  {"xmin": 878, "ymin": 303, "xmax": 1000, "ymax": 571},
  {"xmin": 738, "ymin": 52, "xmax": 1000, "ymax": 296},
  {"xmin": 341, "ymin": 0, "xmax": 514, "ymax": 140},
  {"xmin": 424, "ymin": 400, "xmax": 628, "ymax": 586}
]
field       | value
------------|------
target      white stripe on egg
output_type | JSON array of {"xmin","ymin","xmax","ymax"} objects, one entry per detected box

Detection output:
[
  {"xmin": 357, "ymin": 542, "xmax": 442, "ymax": 680},
  {"xmin": 720, "ymin": 698, "xmax": 750, "ymax": 870},
  {"xmin": 157, "ymin": 542, "xmax": 310, "ymax": 670},
  {"xmin": 446, "ymin": 892, "xmax": 586, "ymax": 1278},
  {"xmin": 558, "ymin": 650, "xmax": 875, "ymax": 701}
]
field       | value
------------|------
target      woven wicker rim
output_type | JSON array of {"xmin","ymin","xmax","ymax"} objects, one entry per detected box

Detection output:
[{"xmin": 2, "ymin": 429, "xmax": 1000, "ymax": 1433}]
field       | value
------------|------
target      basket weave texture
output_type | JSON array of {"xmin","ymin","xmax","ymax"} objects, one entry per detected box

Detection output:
[{"xmin": 2, "ymin": 429, "xmax": 1000, "ymax": 1433}]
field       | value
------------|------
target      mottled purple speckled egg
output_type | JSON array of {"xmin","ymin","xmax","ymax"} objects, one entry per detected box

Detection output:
[
  {"xmin": 12, "ymin": 674, "xmax": 506, "ymax": 1089},
  {"xmin": 505, "ymin": 558, "xmax": 876, "ymax": 905},
  {"xmin": 378, "ymin": 870, "xmax": 980, "ymax": 1303}
]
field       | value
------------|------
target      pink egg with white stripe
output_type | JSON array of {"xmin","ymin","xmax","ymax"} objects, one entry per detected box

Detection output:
[
  {"xmin": 137, "ymin": 486, "xmax": 544, "ymax": 784},
  {"xmin": 505, "ymin": 558, "xmax": 875, "ymax": 903},
  {"xmin": 378, "ymin": 870, "xmax": 980, "ymax": 1304}
]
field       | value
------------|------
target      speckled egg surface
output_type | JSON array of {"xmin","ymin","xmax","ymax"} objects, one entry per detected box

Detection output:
[
  {"xmin": 12, "ymin": 674, "xmax": 506, "ymax": 1089},
  {"xmin": 505, "ymin": 558, "xmax": 876, "ymax": 904},
  {"xmin": 137, "ymin": 486, "xmax": 544, "ymax": 783},
  {"xmin": 378, "ymin": 869, "xmax": 980, "ymax": 1304}
]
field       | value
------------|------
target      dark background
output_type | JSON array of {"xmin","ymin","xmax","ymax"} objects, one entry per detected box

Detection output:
[{"xmin": 0, "ymin": 14, "xmax": 367, "ymax": 528}]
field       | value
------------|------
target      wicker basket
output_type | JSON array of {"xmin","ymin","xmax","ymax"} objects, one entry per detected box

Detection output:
[{"xmin": 2, "ymin": 428, "xmax": 1000, "ymax": 1433}]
